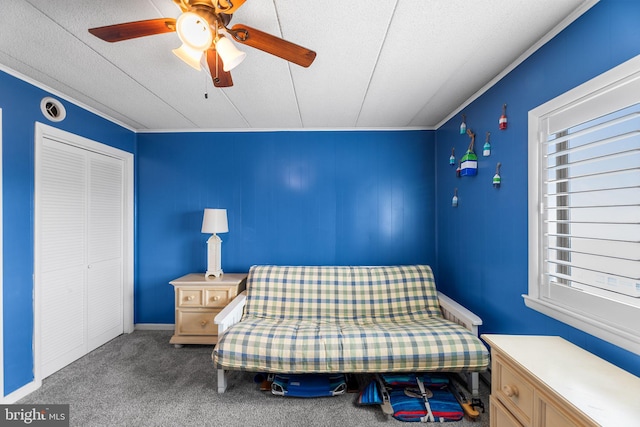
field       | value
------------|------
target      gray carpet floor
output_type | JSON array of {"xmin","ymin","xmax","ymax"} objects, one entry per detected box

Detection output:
[{"xmin": 19, "ymin": 330, "xmax": 490, "ymax": 427}]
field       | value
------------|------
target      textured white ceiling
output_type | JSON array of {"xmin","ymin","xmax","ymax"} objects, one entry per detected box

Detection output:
[{"xmin": 0, "ymin": 0, "xmax": 597, "ymax": 131}]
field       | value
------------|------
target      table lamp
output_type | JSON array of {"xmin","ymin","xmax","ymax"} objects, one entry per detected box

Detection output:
[{"xmin": 202, "ymin": 208, "xmax": 228, "ymax": 278}]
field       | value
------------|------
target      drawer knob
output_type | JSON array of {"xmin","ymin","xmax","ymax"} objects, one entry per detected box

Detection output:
[
  {"xmin": 186, "ymin": 296, "xmax": 195, "ymax": 301},
  {"xmin": 502, "ymin": 384, "xmax": 519, "ymax": 398},
  {"xmin": 200, "ymin": 320, "xmax": 209, "ymax": 327},
  {"xmin": 212, "ymin": 296, "xmax": 220, "ymax": 301}
]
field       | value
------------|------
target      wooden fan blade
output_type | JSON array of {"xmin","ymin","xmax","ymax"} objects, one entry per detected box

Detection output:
[
  {"xmin": 230, "ymin": 24, "xmax": 316, "ymax": 68},
  {"xmin": 215, "ymin": 0, "xmax": 246, "ymax": 14},
  {"xmin": 206, "ymin": 48, "xmax": 233, "ymax": 87},
  {"xmin": 89, "ymin": 18, "xmax": 176, "ymax": 42}
]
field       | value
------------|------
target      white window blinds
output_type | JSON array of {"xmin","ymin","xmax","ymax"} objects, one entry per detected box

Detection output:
[
  {"xmin": 543, "ymin": 104, "xmax": 640, "ymax": 298},
  {"xmin": 526, "ymin": 54, "xmax": 640, "ymax": 355}
]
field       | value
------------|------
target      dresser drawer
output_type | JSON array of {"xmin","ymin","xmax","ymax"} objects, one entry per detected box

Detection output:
[
  {"xmin": 177, "ymin": 289, "xmax": 203, "ymax": 307},
  {"xmin": 176, "ymin": 310, "xmax": 218, "ymax": 335},
  {"xmin": 204, "ymin": 288, "xmax": 232, "ymax": 307},
  {"xmin": 490, "ymin": 396, "xmax": 524, "ymax": 427},
  {"xmin": 494, "ymin": 353, "xmax": 534, "ymax": 426}
]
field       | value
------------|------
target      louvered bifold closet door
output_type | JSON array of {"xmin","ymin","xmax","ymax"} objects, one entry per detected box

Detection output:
[
  {"xmin": 87, "ymin": 153, "xmax": 124, "ymax": 352},
  {"xmin": 39, "ymin": 137, "xmax": 88, "ymax": 378},
  {"xmin": 38, "ymin": 137, "xmax": 124, "ymax": 379}
]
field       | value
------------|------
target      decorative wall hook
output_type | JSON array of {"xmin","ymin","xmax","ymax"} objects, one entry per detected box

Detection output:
[
  {"xmin": 483, "ymin": 131, "xmax": 491, "ymax": 157},
  {"xmin": 499, "ymin": 104, "xmax": 508, "ymax": 130}
]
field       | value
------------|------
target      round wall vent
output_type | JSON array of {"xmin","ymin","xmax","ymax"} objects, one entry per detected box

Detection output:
[{"xmin": 40, "ymin": 97, "xmax": 66, "ymax": 122}]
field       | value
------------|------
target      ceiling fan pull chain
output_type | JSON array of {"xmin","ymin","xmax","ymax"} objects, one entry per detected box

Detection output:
[
  {"xmin": 215, "ymin": 50, "xmax": 220, "ymax": 82},
  {"xmin": 204, "ymin": 72, "xmax": 209, "ymax": 99}
]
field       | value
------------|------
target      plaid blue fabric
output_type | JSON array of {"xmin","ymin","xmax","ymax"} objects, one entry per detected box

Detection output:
[
  {"xmin": 213, "ymin": 265, "xmax": 489, "ymax": 373},
  {"xmin": 243, "ymin": 265, "xmax": 443, "ymax": 321}
]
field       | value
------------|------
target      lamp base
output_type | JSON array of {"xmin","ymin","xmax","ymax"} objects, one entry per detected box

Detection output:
[
  {"xmin": 206, "ymin": 234, "xmax": 223, "ymax": 279},
  {"xmin": 205, "ymin": 269, "xmax": 223, "ymax": 278}
]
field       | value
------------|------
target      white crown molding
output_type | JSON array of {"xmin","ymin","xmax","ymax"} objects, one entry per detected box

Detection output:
[
  {"xmin": 0, "ymin": 63, "xmax": 136, "ymax": 132},
  {"xmin": 138, "ymin": 126, "xmax": 435, "ymax": 134},
  {"xmin": 435, "ymin": 0, "xmax": 600, "ymax": 130}
]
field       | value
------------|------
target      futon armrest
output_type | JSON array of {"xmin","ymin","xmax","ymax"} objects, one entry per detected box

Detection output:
[
  {"xmin": 437, "ymin": 291, "xmax": 483, "ymax": 336},
  {"xmin": 214, "ymin": 291, "xmax": 247, "ymax": 334}
]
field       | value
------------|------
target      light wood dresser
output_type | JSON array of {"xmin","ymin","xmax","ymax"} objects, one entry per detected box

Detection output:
[
  {"xmin": 170, "ymin": 273, "xmax": 246, "ymax": 347},
  {"xmin": 482, "ymin": 334, "xmax": 640, "ymax": 427}
]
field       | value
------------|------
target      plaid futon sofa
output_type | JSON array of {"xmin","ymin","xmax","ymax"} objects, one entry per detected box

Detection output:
[{"xmin": 213, "ymin": 265, "xmax": 489, "ymax": 393}]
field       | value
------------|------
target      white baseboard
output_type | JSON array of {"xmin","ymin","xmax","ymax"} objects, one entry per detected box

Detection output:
[
  {"xmin": 1, "ymin": 380, "xmax": 41, "ymax": 404},
  {"xmin": 134, "ymin": 324, "xmax": 174, "ymax": 331}
]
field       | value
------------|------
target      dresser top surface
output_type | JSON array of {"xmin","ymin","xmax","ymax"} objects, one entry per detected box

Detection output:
[
  {"xmin": 482, "ymin": 334, "xmax": 640, "ymax": 427},
  {"xmin": 170, "ymin": 273, "xmax": 247, "ymax": 286}
]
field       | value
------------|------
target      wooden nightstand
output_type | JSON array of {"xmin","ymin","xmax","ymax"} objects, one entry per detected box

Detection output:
[{"xmin": 169, "ymin": 273, "xmax": 246, "ymax": 347}]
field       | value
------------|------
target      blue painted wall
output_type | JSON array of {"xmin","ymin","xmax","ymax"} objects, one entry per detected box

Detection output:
[
  {"xmin": 0, "ymin": 70, "xmax": 136, "ymax": 395},
  {"xmin": 136, "ymin": 130, "xmax": 436, "ymax": 323},
  {"xmin": 434, "ymin": 0, "xmax": 640, "ymax": 376},
  {"xmin": 3, "ymin": 0, "xmax": 640, "ymax": 400}
]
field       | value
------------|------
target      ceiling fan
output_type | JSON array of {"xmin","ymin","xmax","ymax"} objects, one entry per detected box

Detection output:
[{"xmin": 88, "ymin": 0, "xmax": 316, "ymax": 88}]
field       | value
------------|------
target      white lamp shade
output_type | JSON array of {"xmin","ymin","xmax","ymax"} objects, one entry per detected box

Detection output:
[
  {"xmin": 202, "ymin": 208, "xmax": 228, "ymax": 234},
  {"xmin": 172, "ymin": 44, "xmax": 204, "ymax": 70},
  {"xmin": 215, "ymin": 37, "xmax": 246, "ymax": 71},
  {"xmin": 175, "ymin": 12, "xmax": 213, "ymax": 51}
]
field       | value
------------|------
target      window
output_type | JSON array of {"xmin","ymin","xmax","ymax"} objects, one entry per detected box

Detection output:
[{"xmin": 526, "ymin": 54, "xmax": 640, "ymax": 356}]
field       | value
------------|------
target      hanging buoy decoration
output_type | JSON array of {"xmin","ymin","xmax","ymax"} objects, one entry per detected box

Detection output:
[
  {"xmin": 449, "ymin": 147, "xmax": 456, "ymax": 166},
  {"xmin": 499, "ymin": 104, "xmax": 508, "ymax": 130},
  {"xmin": 483, "ymin": 131, "xmax": 491, "ymax": 157},
  {"xmin": 460, "ymin": 114, "xmax": 467, "ymax": 134},
  {"xmin": 460, "ymin": 129, "xmax": 478, "ymax": 176},
  {"xmin": 456, "ymin": 161, "xmax": 461, "ymax": 177},
  {"xmin": 493, "ymin": 162, "xmax": 502, "ymax": 188},
  {"xmin": 452, "ymin": 188, "xmax": 458, "ymax": 207}
]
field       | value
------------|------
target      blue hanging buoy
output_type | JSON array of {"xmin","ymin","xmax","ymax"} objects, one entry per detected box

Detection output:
[
  {"xmin": 452, "ymin": 188, "xmax": 458, "ymax": 207},
  {"xmin": 449, "ymin": 148, "xmax": 455, "ymax": 165},
  {"xmin": 460, "ymin": 114, "xmax": 467, "ymax": 135}
]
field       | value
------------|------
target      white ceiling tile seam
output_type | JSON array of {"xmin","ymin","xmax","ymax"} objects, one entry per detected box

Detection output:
[
  {"xmin": 354, "ymin": 0, "xmax": 400, "ymax": 128},
  {"xmin": 273, "ymin": 0, "xmax": 304, "ymax": 128}
]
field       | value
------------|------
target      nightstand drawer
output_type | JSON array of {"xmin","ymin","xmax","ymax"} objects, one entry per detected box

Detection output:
[
  {"xmin": 205, "ymin": 288, "xmax": 232, "ymax": 307},
  {"xmin": 177, "ymin": 289, "xmax": 203, "ymax": 307},
  {"xmin": 176, "ymin": 310, "xmax": 218, "ymax": 335},
  {"xmin": 494, "ymin": 353, "xmax": 534, "ymax": 426}
]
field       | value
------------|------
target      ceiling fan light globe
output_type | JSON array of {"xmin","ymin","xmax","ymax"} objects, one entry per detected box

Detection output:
[
  {"xmin": 175, "ymin": 11, "xmax": 212, "ymax": 51},
  {"xmin": 172, "ymin": 44, "xmax": 203, "ymax": 70},
  {"xmin": 216, "ymin": 37, "xmax": 246, "ymax": 71}
]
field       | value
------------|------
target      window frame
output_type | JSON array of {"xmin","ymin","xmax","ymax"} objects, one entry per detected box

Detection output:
[{"xmin": 526, "ymin": 54, "xmax": 640, "ymax": 356}]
